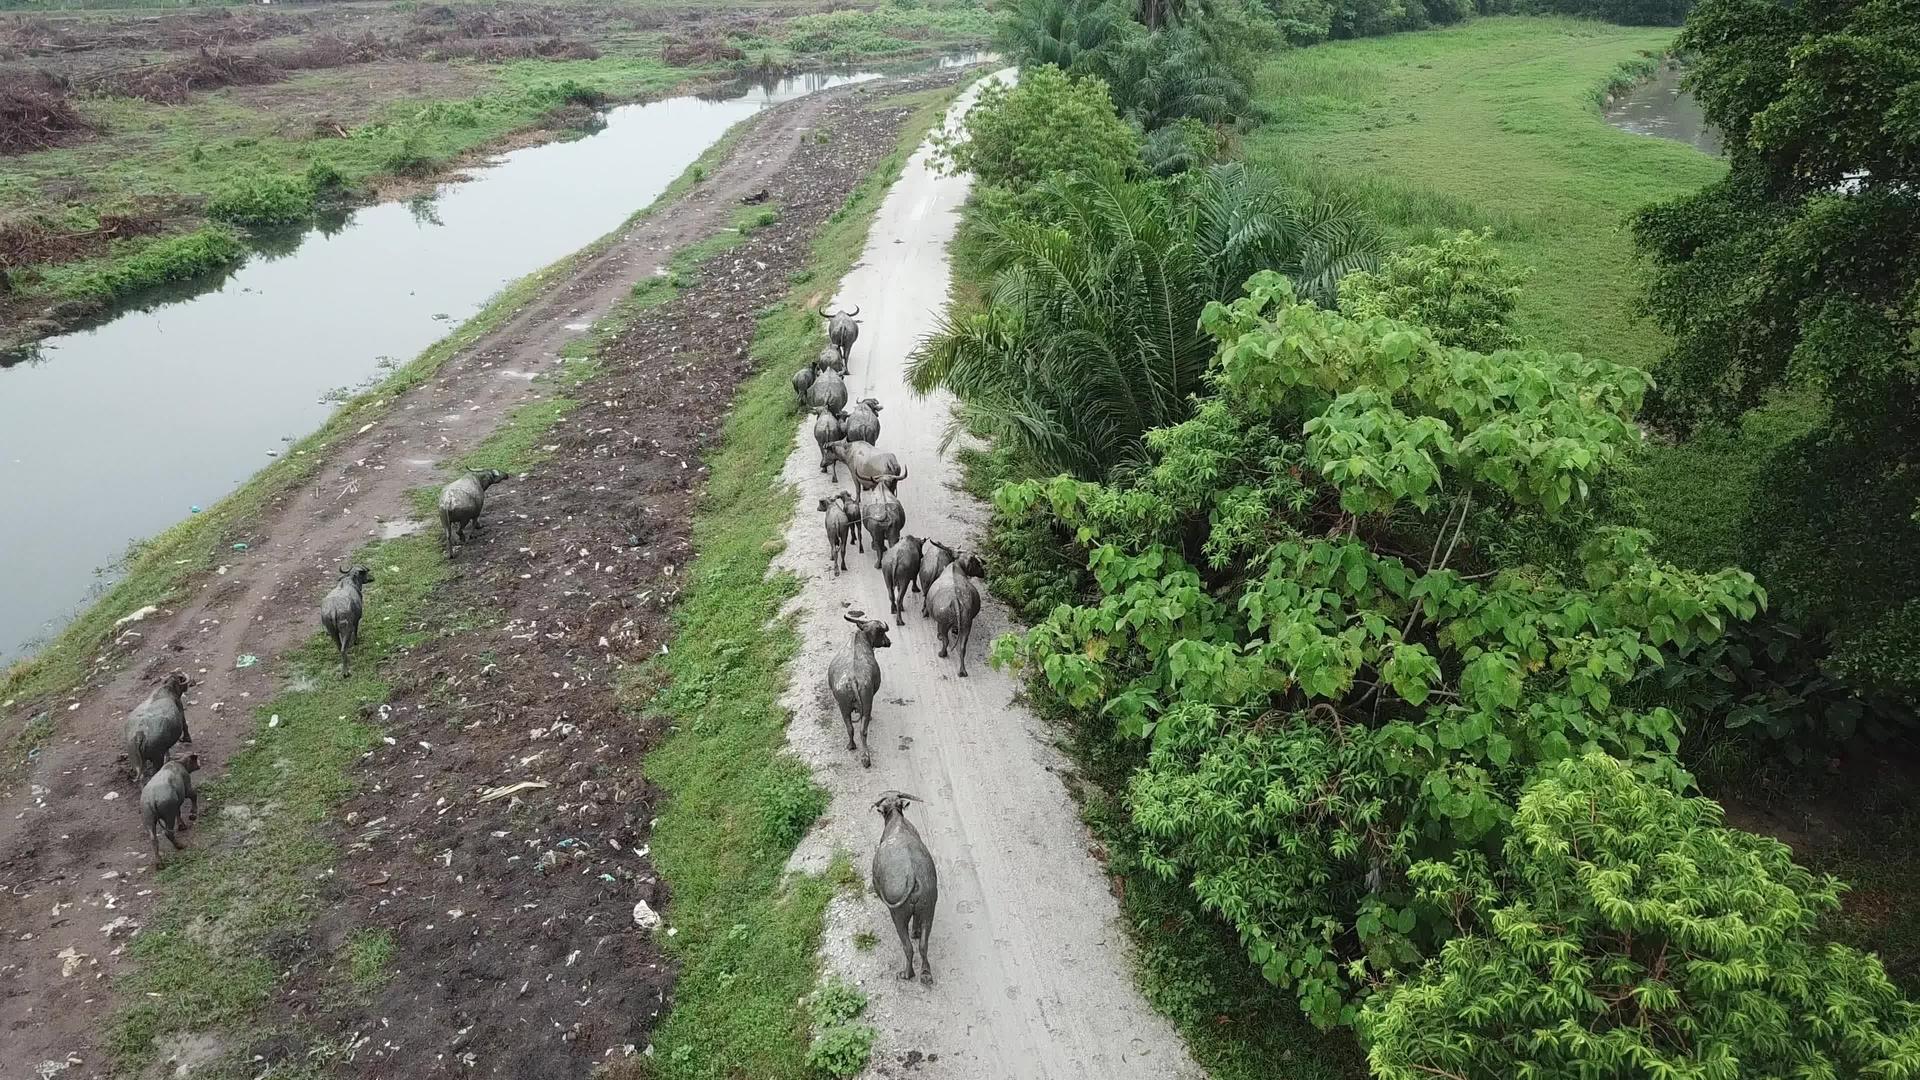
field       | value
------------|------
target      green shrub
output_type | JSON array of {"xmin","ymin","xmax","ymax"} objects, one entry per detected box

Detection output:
[
  {"xmin": 204, "ymin": 173, "xmax": 315, "ymax": 227},
  {"xmin": 756, "ymin": 762, "xmax": 828, "ymax": 847},
  {"xmin": 931, "ymin": 65, "xmax": 1141, "ymax": 193},
  {"xmin": 50, "ymin": 226, "xmax": 245, "ymax": 300},
  {"xmin": 805, "ymin": 1024, "xmax": 874, "ymax": 1078},
  {"xmin": 1336, "ymin": 229, "xmax": 1528, "ymax": 352},
  {"xmin": 994, "ymin": 273, "xmax": 1765, "ymax": 1027},
  {"xmin": 807, "ymin": 978, "xmax": 868, "ymax": 1029},
  {"xmin": 804, "ymin": 978, "xmax": 873, "ymax": 1078},
  {"xmin": 1363, "ymin": 752, "xmax": 1920, "ymax": 1079},
  {"xmin": 910, "ymin": 167, "xmax": 1381, "ymax": 478},
  {"xmin": 304, "ymin": 160, "xmax": 346, "ymax": 194}
]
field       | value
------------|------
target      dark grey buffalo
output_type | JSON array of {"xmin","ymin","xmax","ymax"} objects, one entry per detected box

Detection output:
[{"xmin": 819, "ymin": 306, "xmax": 861, "ymax": 371}]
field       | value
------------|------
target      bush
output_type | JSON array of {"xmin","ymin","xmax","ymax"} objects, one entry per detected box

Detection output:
[
  {"xmin": 1524, "ymin": 0, "xmax": 1689, "ymax": 25},
  {"xmin": 805, "ymin": 978, "xmax": 873, "ymax": 1078},
  {"xmin": 1336, "ymin": 229, "xmax": 1528, "ymax": 352},
  {"xmin": 204, "ymin": 173, "xmax": 315, "ymax": 227},
  {"xmin": 1140, "ymin": 117, "xmax": 1223, "ymax": 176},
  {"xmin": 50, "ymin": 226, "xmax": 245, "ymax": 300},
  {"xmin": 911, "ymin": 167, "xmax": 1382, "ymax": 478},
  {"xmin": 933, "ymin": 65, "xmax": 1141, "ymax": 194},
  {"xmin": 995, "ymin": 273, "xmax": 1765, "ymax": 1027},
  {"xmin": 304, "ymin": 160, "xmax": 346, "ymax": 194},
  {"xmin": 1363, "ymin": 753, "xmax": 1920, "ymax": 1079}
]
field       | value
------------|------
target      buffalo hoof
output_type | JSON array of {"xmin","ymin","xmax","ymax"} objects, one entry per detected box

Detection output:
[
  {"xmin": 958, "ymin": 669, "xmax": 969, "ymax": 678},
  {"xmin": 919, "ymin": 970, "xmax": 933, "ymax": 986},
  {"xmin": 861, "ymin": 752, "xmax": 872, "ymax": 769},
  {"xmin": 898, "ymin": 967, "xmax": 915, "ymax": 981}
]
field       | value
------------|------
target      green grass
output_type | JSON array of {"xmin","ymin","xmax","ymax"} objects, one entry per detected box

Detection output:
[
  {"xmin": 1245, "ymin": 15, "xmax": 1721, "ymax": 371},
  {"xmin": 33, "ymin": 225, "xmax": 244, "ymax": 302},
  {"xmin": 341, "ymin": 929, "xmax": 397, "ymax": 994},
  {"xmin": 629, "ymin": 81, "xmax": 961, "ymax": 1079}
]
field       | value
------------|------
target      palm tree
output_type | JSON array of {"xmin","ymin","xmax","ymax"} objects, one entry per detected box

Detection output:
[
  {"xmin": 909, "ymin": 167, "xmax": 1384, "ymax": 479},
  {"xmin": 995, "ymin": 0, "xmax": 1135, "ymax": 72},
  {"xmin": 1082, "ymin": 24, "xmax": 1250, "ymax": 128}
]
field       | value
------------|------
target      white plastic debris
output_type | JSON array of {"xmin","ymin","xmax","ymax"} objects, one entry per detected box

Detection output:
[{"xmin": 632, "ymin": 900, "xmax": 661, "ymax": 932}]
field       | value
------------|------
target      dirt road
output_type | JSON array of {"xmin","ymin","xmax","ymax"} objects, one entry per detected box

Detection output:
[
  {"xmin": 780, "ymin": 75, "xmax": 1205, "ymax": 1080},
  {"xmin": 0, "ymin": 74, "xmax": 957, "ymax": 1080}
]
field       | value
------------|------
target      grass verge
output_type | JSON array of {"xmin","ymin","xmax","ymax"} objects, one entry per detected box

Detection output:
[
  {"xmin": 626, "ymin": 81, "xmax": 961, "ymax": 1079},
  {"xmin": 0, "ymin": 108, "xmax": 768, "ymax": 764}
]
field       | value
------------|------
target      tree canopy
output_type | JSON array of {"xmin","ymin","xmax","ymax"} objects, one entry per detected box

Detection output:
[{"xmin": 1633, "ymin": 0, "xmax": 1920, "ymax": 689}]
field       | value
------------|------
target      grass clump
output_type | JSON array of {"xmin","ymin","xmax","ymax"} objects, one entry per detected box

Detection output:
[
  {"xmin": 206, "ymin": 172, "xmax": 315, "ymax": 226},
  {"xmin": 38, "ymin": 225, "xmax": 244, "ymax": 301},
  {"xmin": 341, "ymin": 929, "xmax": 396, "ymax": 993},
  {"xmin": 633, "ymin": 83, "xmax": 959, "ymax": 1079},
  {"xmin": 804, "ymin": 978, "xmax": 875, "ymax": 1078}
]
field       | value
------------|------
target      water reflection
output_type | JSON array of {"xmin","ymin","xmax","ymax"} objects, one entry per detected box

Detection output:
[{"xmin": 1604, "ymin": 62, "xmax": 1722, "ymax": 157}]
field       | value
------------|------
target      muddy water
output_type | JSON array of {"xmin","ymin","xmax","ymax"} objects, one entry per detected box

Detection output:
[
  {"xmin": 0, "ymin": 56, "xmax": 987, "ymax": 665},
  {"xmin": 1605, "ymin": 63, "xmax": 1721, "ymax": 156}
]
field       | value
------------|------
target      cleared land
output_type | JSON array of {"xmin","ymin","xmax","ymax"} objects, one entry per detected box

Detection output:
[{"xmin": 0, "ymin": 0, "xmax": 992, "ymax": 342}]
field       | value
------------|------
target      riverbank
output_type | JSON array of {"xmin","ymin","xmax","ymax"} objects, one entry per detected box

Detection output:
[
  {"xmin": 0, "ymin": 0, "xmax": 993, "ymax": 344},
  {"xmin": 0, "ymin": 67, "xmax": 981, "ymax": 1076}
]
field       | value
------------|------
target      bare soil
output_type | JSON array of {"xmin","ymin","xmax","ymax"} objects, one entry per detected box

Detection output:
[{"xmin": 0, "ymin": 67, "xmax": 971, "ymax": 1080}]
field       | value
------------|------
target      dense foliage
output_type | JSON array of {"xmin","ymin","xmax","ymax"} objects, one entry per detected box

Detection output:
[
  {"xmin": 934, "ymin": 65, "xmax": 1142, "ymax": 194},
  {"xmin": 1522, "ymin": 0, "xmax": 1688, "ymax": 24},
  {"xmin": 993, "ymin": 273, "xmax": 1765, "ymax": 1025},
  {"xmin": 1336, "ymin": 230, "xmax": 1527, "ymax": 352},
  {"xmin": 205, "ymin": 172, "xmax": 316, "ymax": 227},
  {"xmin": 1264, "ymin": 0, "xmax": 1474, "ymax": 45},
  {"xmin": 909, "ymin": 171, "xmax": 1382, "ymax": 478},
  {"xmin": 1632, "ymin": 0, "xmax": 1920, "ymax": 690},
  {"xmin": 995, "ymin": 0, "xmax": 1266, "ymax": 137},
  {"xmin": 1364, "ymin": 753, "xmax": 1920, "ymax": 1078}
]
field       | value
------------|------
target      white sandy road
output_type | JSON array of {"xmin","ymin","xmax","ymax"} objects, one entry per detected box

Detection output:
[{"xmin": 779, "ymin": 73, "xmax": 1205, "ymax": 1080}]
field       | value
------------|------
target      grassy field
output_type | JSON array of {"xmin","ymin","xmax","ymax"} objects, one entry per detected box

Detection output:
[{"xmin": 1245, "ymin": 15, "xmax": 1718, "ymax": 372}]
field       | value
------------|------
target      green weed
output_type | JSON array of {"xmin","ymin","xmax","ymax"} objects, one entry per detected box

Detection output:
[
  {"xmin": 35, "ymin": 226, "xmax": 245, "ymax": 302},
  {"xmin": 205, "ymin": 172, "xmax": 316, "ymax": 226}
]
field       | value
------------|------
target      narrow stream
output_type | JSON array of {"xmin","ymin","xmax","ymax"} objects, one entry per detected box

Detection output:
[
  {"xmin": 1604, "ymin": 62, "xmax": 1721, "ymax": 156},
  {"xmin": 0, "ymin": 54, "xmax": 987, "ymax": 665}
]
